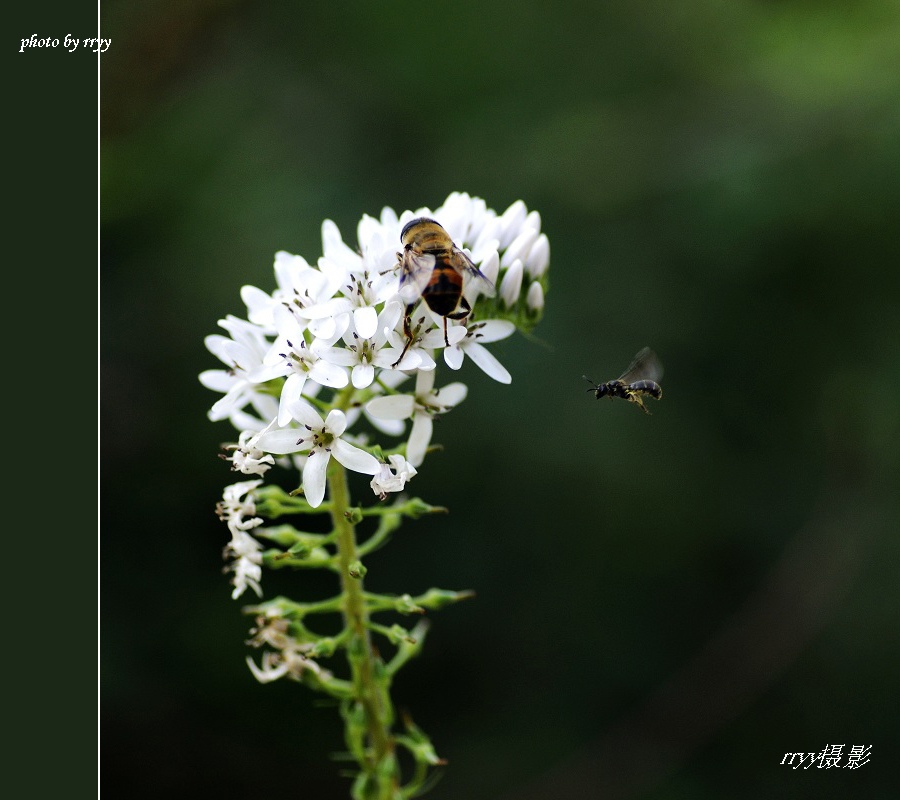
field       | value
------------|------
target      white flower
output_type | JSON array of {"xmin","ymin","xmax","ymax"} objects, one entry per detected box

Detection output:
[
  {"xmin": 432, "ymin": 319, "xmax": 515, "ymax": 383},
  {"xmin": 241, "ymin": 251, "xmax": 340, "ymax": 335},
  {"xmin": 329, "ymin": 300, "xmax": 420, "ymax": 388},
  {"xmin": 365, "ymin": 370, "xmax": 468, "ymax": 467},
  {"xmin": 222, "ymin": 430, "xmax": 276, "ymax": 476},
  {"xmin": 383, "ymin": 301, "xmax": 440, "ymax": 372},
  {"xmin": 255, "ymin": 404, "xmax": 380, "ymax": 507},
  {"xmin": 199, "ymin": 316, "xmax": 273, "ymax": 422},
  {"xmin": 217, "ymin": 479, "xmax": 264, "ymax": 536},
  {"xmin": 295, "ymin": 272, "xmax": 395, "ymax": 342},
  {"xmin": 371, "ymin": 454, "xmax": 418, "ymax": 499},
  {"xmin": 259, "ymin": 304, "xmax": 350, "ymax": 426},
  {"xmin": 300, "ymin": 219, "xmax": 401, "ymax": 339}
]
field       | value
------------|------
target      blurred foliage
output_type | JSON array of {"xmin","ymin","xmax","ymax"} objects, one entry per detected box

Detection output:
[{"xmin": 101, "ymin": 1, "xmax": 899, "ymax": 798}]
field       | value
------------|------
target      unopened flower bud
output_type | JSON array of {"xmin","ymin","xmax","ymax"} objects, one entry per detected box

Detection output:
[
  {"xmin": 525, "ymin": 233, "xmax": 550, "ymax": 278},
  {"xmin": 526, "ymin": 281, "xmax": 545, "ymax": 313},
  {"xmin": 501, "ymin": 226, "xmax": 539, "ymax": 268},
  {"xmin": 348, "ymin": 560, "xmax": 367, "ymax": 579},
  {"xmin": 499, "ymin": 259, "xmax": 524, "ymax": 308}
]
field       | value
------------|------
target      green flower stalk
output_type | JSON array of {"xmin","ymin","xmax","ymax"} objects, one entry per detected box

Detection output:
[{"xmin": 203, "ymin": 193, "xmax": 549, "ymax": 798}]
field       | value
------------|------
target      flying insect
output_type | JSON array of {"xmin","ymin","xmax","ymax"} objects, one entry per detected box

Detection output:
[
  {"xmin": 392, "ymin": 217, "xmax": 496, "ymax": 366},
  {"xmin": 584, "ymin": 347, "xmax": 663, "ymax": 414}
]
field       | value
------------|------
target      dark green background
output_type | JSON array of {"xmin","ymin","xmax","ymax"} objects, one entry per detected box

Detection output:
[{"xmin": 101, "ymin": 1, "xmax": 899, "ymax": 798}]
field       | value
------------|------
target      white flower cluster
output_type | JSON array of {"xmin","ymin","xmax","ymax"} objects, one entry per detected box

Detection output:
[{"xmin": 202, "ymin": 192, "xmax": 549, "ymax": 519}]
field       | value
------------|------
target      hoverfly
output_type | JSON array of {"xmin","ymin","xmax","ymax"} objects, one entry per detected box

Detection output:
[
  {"xmin": 584, "ymin": 347, "xmax": 663, "ymax": 414},
  {"xmin": 392, "ymin": 217, "xmax": 496, "ymax": 366}
]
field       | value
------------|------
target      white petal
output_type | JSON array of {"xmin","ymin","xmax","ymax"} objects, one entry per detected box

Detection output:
[
  {"xmin": 246, "ymin": 656, "xmax": 288, "ymax": 683},
  {"xmin": 248, "ymin": 393, "xmax": 280, "ymax": 422},
  {"xmin": 230, "ymin": 406, "xmax": 273, "ymax": 432},
  {"xmin": 414, "ymin": 350, "xmax": 437, "ymax": 371},
  {"xmin": 289, "ymin": 399, "xmax": 325, "ymax": 429},
  {"xmin": 308, "ymin": 315, "xmax": 337, "ymax": 342},
  {"xmin": 322, "ymin": 345, "xmax": 357, "ymax": 368},
  {"xmin": 204, "ymin": 334, "xmax": 233, "ymax": 363},
  {"xmin": 465, "ymin": 342, "xmax": 511, "ymax": 384},
  {"xmin": 415, "ymin": 369, "xmax": 436, "ymax": 395},
  {"xmin": 246, "ymin": 361, "xmax": 286, "ymax": 383},
  {"xmin": 434, "ymin": 381, "xmax": 468, "ymax": 408},
  {"xmin": 365, "ymin": 413, "xmax": 406, "ymax": 437},
  {"xmin": 273, "ymin": 251, "xmax": 312, "ymax": 291},
  {"xmin": 321, "ymin": 220, "xmax": 362, "ymax": 272},
  {"xmin": 217, "ymin": 342, "xmax": 256, "ymax": 372},
  {"xmin": 309, "ymin": 360, "xmax": 349, "ymax": 388},
  {"xmin": 317, "ymin": 255, "xmax": 349, "ymax": 289},
  {"xmin": 199, "ymin": 369, "xmax": 235, "ymax": 392},
  {"xmin": 209, "ymin": 384, "xmax": 251, "ymax": 420},
  {"xmin": 241, "ymin": 285, "xmax": 276, "ymax": 329},
  {"xmin": 446, "ymin": 325, "xmax": 468, "ymax": 346},
  {"xmin": 332, "ymin": 439, "xmax": 381, "ymax": 475},
  {"xmin": 375, "ymin": 301, "xmax": 403, "ymax": 343},
  {"xmin": 302, "ymin": 450, "xmax": 330, "ymax": 507},
  {"xmin": 468, "ymin": 319, "xmax": 515, "ymax": 343},
  {"xmin": 353, "ymin": 305, "xmax": 378, "ymax": 339},
  {"xmin": 380, "ymin": 205, "xmax": 399, "ymax": 229},
  {"xmin": 352, "ymin": 363, "xmax": 375, "ymax": 388},
  {"xmin": 278, "ymin": 373, "xmax": 307, "ymax": 426},
  {"xmin": 297, "ymin": 297, "xmax": 353, "ymax": 320},
  {"xmin": 444, "ymin": 346, "xmax": 464, "ymax": 370},
  {"xmin": 357, "ymin": 214, "xmax": 381, "ymax": 252},
  {"xmin": 366, "ymin": 395, "xmax": 415, "ymax": 420},
  {"xmin": 324, "ymin": 409, "xmax": 347, "ymax": 437},
  {"xmin": 406, "ymin": 414, "xmax": 433, "ymax": 467},
  {"xmin": 321, "ymin": 219, "xmax": 344, "ymax": 252},
  {"xmin": 377, "ymin": 347, "xmax": 420, "ymax": 372},
  {"xmin": 271, "ymin": 304, "xmax": 307, "ymax": 343},
  {"xmin": 256, "ymin": 428, "xmax": 311, "ymax": 455}
]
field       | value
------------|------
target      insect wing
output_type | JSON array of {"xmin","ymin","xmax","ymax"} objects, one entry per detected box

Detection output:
[
  {"xmin": 398, "ymin": 250, "xmax": 436, "ymax": 304},
  {"xmin": 454, "ymin": 247, "xmax": 496, "ymax": 298},
  {"xmin": 617, "ymin": 347, "xmax": 663, "ymax": 385}
]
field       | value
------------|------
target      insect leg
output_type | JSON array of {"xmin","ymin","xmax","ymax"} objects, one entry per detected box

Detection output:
[
  {"xmin": 444, "ymin": 298, "xmax": 472, "ymax": 345},
  {"xmin": 390, "ymin": 305, "xmax": 416, "ymax": 368},
  {"xmin": 628, "ymin": 392, "xmax": 651, "ymax": 414}
]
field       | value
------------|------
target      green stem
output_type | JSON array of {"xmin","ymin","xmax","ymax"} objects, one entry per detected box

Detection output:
[{"xmin": 329, "ymin": 457, "xmax": 399, "ymax": 799}]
